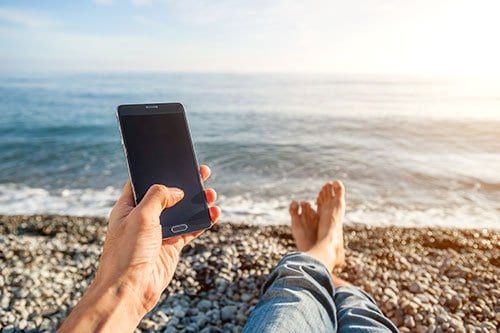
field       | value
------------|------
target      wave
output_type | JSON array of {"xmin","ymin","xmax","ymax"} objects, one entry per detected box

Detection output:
[
  {"xmin": 0, "ymin": 184, "xmax": 498, "ymax": 230},
  {"xmin": 0, "ymin": 184, "xmax": 119, "ymax": 217}
]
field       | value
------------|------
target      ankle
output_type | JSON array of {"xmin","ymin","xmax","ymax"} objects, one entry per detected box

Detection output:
[
  {"xmin": 316, "ymin": 235, "xmax": 340, "ymax": 249},
  {"xmin": 305, "ymin": 245, "xmax": 336, "ymax": 272}
]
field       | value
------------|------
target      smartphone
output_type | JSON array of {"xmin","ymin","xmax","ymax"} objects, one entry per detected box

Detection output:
[{"xmin": 116, "ymin": 102, "xmax": 212, "ymax": 238}]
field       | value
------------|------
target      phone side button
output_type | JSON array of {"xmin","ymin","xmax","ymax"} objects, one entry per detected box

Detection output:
[{"xmin": 171, "ymin": 224, "xmax": 188, "ymax": 233}]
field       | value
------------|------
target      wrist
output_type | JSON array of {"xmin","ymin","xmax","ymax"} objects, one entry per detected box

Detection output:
[
  {"xmin": 93, "ymin": 268, "xmax": 162, "ymax": 315},
  {"xmin": 91, "ymin": 276, "xmax": 149, "ymax": 318},
  {"xmin": 59, "ymin": 278, "xmax": 147, "ymax": 333}
]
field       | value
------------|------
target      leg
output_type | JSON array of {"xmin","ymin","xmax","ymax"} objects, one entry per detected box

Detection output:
[
  {"xmin": 243, "ymin": 180, "xmax": 398, "ymax": 332},
  {"xmin": 243, "ymin": 199, "xmax": 339, "ymax": 332},
  {"xmin": 316, "ymin": 182, "xmax": 398, "ymax": 332},
  {"xmin": 244, "ymin": 182, "xmax": 347, "ymax": 333},
  {"xmin": 330, "ymin": 268, "xmax": 398, "ymax": 332},
  {"xmin": 333, "ymin": 281, "xmax": 399, "ymax": 332},
  {"xmin": 242, "ymin": 252, "xmax": 337, "ymax": 333}
]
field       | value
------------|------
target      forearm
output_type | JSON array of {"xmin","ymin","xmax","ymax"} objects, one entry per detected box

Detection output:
[{"xmin": 58, "ymin": 279, "xmax": 146, "ymax": 333}]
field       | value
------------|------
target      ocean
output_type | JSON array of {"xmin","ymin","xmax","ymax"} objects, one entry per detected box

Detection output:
[{"xmin": 0, "ymin": 73, "xmax": 499, "ymax": 229}]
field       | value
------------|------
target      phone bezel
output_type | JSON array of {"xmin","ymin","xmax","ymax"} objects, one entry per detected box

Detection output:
[{"xmin": 116, "ymin": 102, "xmax": 212, "ymax": 238}]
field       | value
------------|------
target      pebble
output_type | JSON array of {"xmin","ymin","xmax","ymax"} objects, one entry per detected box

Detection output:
[
  {"xmin": 447, "ymin": 295, "xmax": 462, "ymax": 310},
  {"xmin": 384, "ymin": 287, "xmax": 397, "ymax": 298},
  {"xmin": 240, "ymin": 293, "xmax": 253, "ymax": 302},
  {"xmin": 173, "ymin": 306, "xmax": 186, "ymax": 318},
  {"xmin": 404, "ymin": 315, "xmax": 415, "ymax": 328},
  {"xmin": 198, "ymin": 300, "xmax": 212, "ymax": 312},
  {"xmin": 415, "ymin": 324, "xmax": 427, "ymax": 333},
  {"xmin": 409, "ymin": 282, "xmax": 421, "ymax": 293},
  {"xmin": 2, "ymin": 325, "xmax": 14, "ymax": 333},
  {"xmin": 0, "ymin": 215, "xmax": 498, "ymax": 332},
  {"xmin": 221, "ymin": 305, "xmax": 237, "ymax": 322},
  {"xmin": 195, "ymin": 314, "xmax": 209, "ymax": 327}
]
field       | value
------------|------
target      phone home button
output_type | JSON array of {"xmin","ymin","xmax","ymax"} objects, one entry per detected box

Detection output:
[{"xmin": 171, "ymin": 224, "xmax": 188, "ymax": 233}]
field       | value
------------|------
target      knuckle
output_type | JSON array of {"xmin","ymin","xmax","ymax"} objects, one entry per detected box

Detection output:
[
  {"xmin": 150, "ymin": 184, "xmax": 167, "ymax": 196},
  {"xmin": 149, "ymin": 184, "xmax": 169, "ymax": 204},
  {"xmin": 165, "ymin": 192, "xmax": 179, "ymax": 206}
]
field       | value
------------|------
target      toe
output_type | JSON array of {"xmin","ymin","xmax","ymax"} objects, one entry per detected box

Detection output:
[
  {"xmin": 332, "ymin": 180, "xmax": 345, "ymax": 200},
  {"xmin": 303, "ymin": 202, "xmax": 315, "ymax": 220},
  {"xmin": 328, "ymin": 182, "xmax": 336, "ymax": 197},
  {"xmin": 317, "ymin": 184, "xmax": 328, "ymax": 205},
  {"xmin": 321, "ymin": 182, "xmax": 335, "ymax": 199},
  {"xmin": 300, "ymin": 201, "xmax": 309, "ymax": 220},
  {"xmin": 290, "ymin": 200, "xmax": 299, "ymax": 216},
  {"xmin": 289, "ymin": 201, "xmax": 300, "ymax": 224}
]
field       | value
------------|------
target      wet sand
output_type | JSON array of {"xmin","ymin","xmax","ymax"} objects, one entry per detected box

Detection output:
[{"xmin": 0, "ymin": 215, "xmax": 498, "ymax": 332}]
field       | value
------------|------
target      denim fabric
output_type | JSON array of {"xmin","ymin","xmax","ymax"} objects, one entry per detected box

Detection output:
[
  {"xmin": 335, "ymin": 286, "xmax": 399, "ymax": 332},
  {"xmin": 243, "ymin": 253, "xmax": 398, "ymax": 333}
]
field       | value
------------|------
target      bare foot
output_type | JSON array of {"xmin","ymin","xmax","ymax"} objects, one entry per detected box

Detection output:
[
  {"xmin": 306, "ymin": 180, "xmax": 346, "ymax": 272},
  {"xmin": 317, "ymin": 180, "xmax": 346, "ymax": 268},
  {"xmin": 289, "ymin": 201, "xmax": 318, "ymax": 252}
]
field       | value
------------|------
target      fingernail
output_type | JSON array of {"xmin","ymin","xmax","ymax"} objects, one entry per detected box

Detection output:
[{"xmin": 170, "ymin": 188, "xmax": 184, "ymax": 200}]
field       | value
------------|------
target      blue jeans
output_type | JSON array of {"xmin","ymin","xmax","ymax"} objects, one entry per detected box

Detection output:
[{"xmin": 243, "ymin": 253, "xmax": 399, "ymax": 332}]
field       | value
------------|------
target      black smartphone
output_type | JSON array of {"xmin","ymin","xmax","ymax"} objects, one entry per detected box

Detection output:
[{"xmin": 116, "ymin": 102, "xmax": 212, "ymax": 238}]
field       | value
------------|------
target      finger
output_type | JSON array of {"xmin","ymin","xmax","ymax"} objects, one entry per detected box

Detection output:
[
  {"xmin": 200, "ymin": 165, "xmax": 211, "ymax": 182},
  {"xmin": 108, "ymin": 181, "xmax": 135, "ymax": 225},
  {"xmin": 116, "ymin": 180, "xmax": 134, "ymax": 207},
  {"xmin": 136, "ymin": 184, "xmax": 184, "ymax": 223},
  {"xmin": 204, "ymin": 188, "xmax": 217, "ymax": 204},
  {"xmin": 208, "ymin": 206, "xmax": 221, "ymax": 223}
]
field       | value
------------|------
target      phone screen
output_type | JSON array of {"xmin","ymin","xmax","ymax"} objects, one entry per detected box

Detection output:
[{"xmin": 118, "ymin": 108, "xmax": 210, "ymax": 237}]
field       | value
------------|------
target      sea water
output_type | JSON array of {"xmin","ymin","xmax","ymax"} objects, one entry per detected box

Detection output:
[{"xmin": 0, "ymin": 73, "xmax": 499, "ymax": 228}]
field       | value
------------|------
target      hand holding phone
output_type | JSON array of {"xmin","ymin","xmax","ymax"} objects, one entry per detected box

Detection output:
[
  {"xmin": 59, "ymin": 164, "xmax": 220, "ymax": 332},
  {"xmin": 59, "ymin": 103, "xmax": 221, "ymax": 331}
]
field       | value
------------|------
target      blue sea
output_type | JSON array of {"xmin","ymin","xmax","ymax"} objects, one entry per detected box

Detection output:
[{"xmin": 0, "ymin": 73, "xmax": 499, "ymax": 228}]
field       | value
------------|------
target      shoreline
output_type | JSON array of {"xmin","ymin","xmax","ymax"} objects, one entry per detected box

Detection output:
[{"xmin": 0, "ymin": 214, "xmax": 498, "ymax": 332}]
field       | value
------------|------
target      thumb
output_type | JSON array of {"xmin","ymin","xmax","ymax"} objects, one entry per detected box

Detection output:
[
  {"xmin": 136, "ymin": 184, "xmax": 184, "ymax": 219},
  {"xmin": 109, "ymin": 181, "xmax": 135, "ymax": 224}
]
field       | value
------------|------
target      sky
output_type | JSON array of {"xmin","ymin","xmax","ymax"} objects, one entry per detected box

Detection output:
[{"xmin": 0, "ymin": 0, "xmax": 499, "ymax": 76}]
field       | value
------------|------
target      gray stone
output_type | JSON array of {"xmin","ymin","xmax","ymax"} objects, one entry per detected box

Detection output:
[
  {"xmin": 221, "ymin": 305, "xmax": 237, "ymax": 322},
  {"xmin": 173, "ymin": 306, "xmax": 186, "ymax": 318},
  {"xmin": 427, "ymin": 324, "xmax": 436, "ymax": 333},
  {"xmin": 436, "ymin": 314, "xmax": 447, "ymax": 323},
  {"xmin": 200, "ymin": 326, "xmax": 223, "ymax": 333},
  {"xmin": 185, "ymin": 323, "xmax": 199, "ymax": 332},
  {"xmin": 2, "ymin": 324, "xmax": 14, "ymax": 333},
  {"xmin": 240, "ymin": 293, "xmax": 253, "ymax": 302},
  {"xmin": 198, "ymin": 300, "xmax": 212, "ymax": 312},
  {"xmin": 168, "ymin": 316, "xmax": 180, "ymax": 327},
  {"xmin": 404, "ymin": 315, "xmax": 415, "ymax": 328},
  {"xmin": 415, "ymin": 324, "xmax": 427, "ymax": 333},
  {"xmin": 409, "ymin": 282, "xmax": 421, "ymax": 293},
  {"xmin": 195, "ymin": 314, "xmax": 209, "ymax": 328},
  {"xmin": 163, "ymin": 325, "xmax": 178, "ymax": 333}
]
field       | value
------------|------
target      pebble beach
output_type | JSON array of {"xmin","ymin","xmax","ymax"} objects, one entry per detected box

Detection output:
[{"xmin": 0, "ymin": 215, "xmax": 498, "ymax": 332}]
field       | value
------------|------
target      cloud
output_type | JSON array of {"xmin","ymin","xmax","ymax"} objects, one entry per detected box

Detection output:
[
  {"xmin": 131, "ymin": 0, "xmax": 154, "ymax": 7},
  {"xmin": 1, "ymin": 0, "xmax": 499, "ymax": 76},
  {"xmin": 0, "ymin": 7, "xmax": 52, "ymax": 28},
  {"xmin": 93, "ymin": 0, "xmax": 114, "ymax": 5}
]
